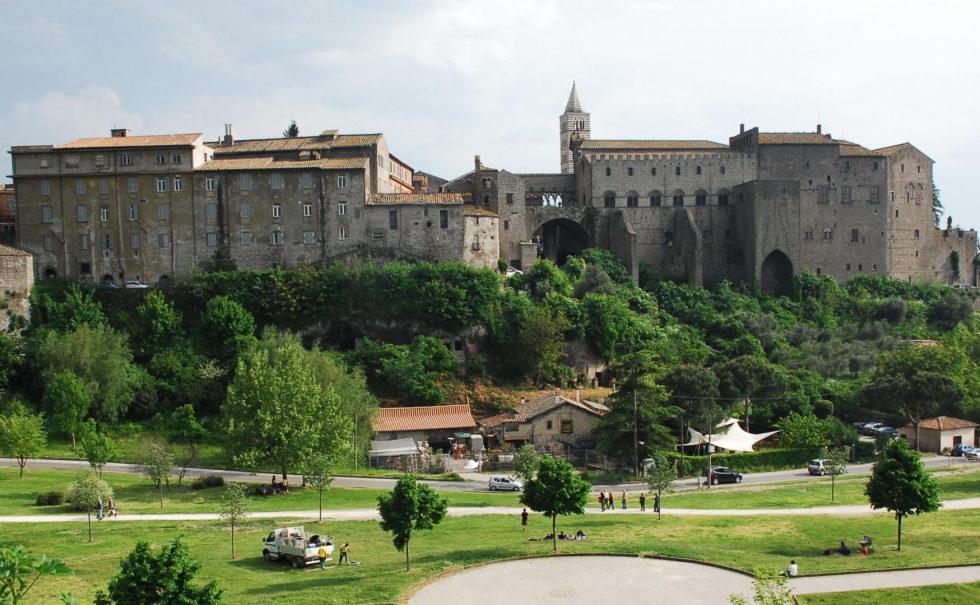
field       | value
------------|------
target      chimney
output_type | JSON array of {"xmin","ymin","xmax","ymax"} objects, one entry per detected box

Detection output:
[
  {"xmin": 474, "ymin": 155, "xmax": 482, "ymax": 173},
  {"xmin": 576, "ymin": 389, "xmax": 581, "ymax": 402},
  {"xmin": 816, "ymin": 124, "xmax": 822, "ymax": 135},
  {"xmin": 223, "ymin": 124, "xmax": 234, "ymax": 146},
  {"xmin": 520, "ymin": 397, "xmax": 526, "ymax": 406},
  {"xmin": 110, "ymin": 128, "xmax": 129, "ymax": 138},
  {"xmin": 739, "ymin": 123, "xmax": 745, "ymax": 134}
]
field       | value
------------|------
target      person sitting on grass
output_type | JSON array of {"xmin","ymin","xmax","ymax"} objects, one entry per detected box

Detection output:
[
  {"xmin": 838, "ymin": 541, "xmax": 851, "ymax": 556},
  {"xmin": 784, "ymin": 560, "xmax": 798, "ymax": 577},
  {"xmin": 558, "ymin": 531, "xmax": 568, "ymax": 541},
  {"xmin": 574, "ymin": 530, "xmax": 587, "ymax": 541}
]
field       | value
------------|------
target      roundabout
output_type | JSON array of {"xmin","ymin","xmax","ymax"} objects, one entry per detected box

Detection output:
[{"xmin": 408, "ymin": 555, "xmax": 754, "ymax": 604}]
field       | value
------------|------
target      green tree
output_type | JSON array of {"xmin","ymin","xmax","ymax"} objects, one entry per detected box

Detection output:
[
  {"xmin": 865, "ymin": 439, "xmax": 941, "ymax": 550},
  {"xmin": 0, "ymin": 409, "xmax": 47, "ymax": 478},
  {"xmin": 377, "ymin": 474, "xmax": 449, "ymax": 571},
  {"xmin": 132, "ymin": 290, "xmax": 183, "ymax": 360},
  {"xmin": 521, "ymin": 305, "xmax": 573, "ymax": 386},
  {"xmin": 775, "ymin": 412, "xmax": 827, "ymax": 449},
  {"xmin": 661, "ymin": 365, "xmax": 721, "ymax": 460},
  {"xmin": 645, "ymin": 452, "xmax": 676, "ymax": 520},
  {"xmin": 217, "ymin": 483, "xmax": 249, "ymax": 560},
  {"xmin": 729, "ymin": 568, "xmax": 795, "ymax": 605},
  {"xmin": 301, "ymin": 452, "xmax": 334, "ymax": 522},
  {"xmin": 78, "ymin": 419, "xmax": 116, "ymax": 478},
  {"xmin": 512, "ymin": 443, "xmax": 540, "ymax": 482},
  {"xmin": 225, "ymin": 332, "xmax": 352, "ymax": 479},
  {"xmin": 715, "ymin": 355, "xmax": 785, "ymax": 432},
  {"xmin": 38, "ymin": 323, "xmax": 136, "ymax": 423},
  {"xmin": 519, "ymin": 455, "xmax": 591, "ymax": 552},
  {"xmin": 0, "ymin": 332, "xmax": 20, "ymax": 389},
  {"xmin": 165, "ymin": 405, "xmax": 205, "ymax": 484},
  {"xmin": 305, "ymin": 349, "xmax": 377, "ymax": 468},
  {"xmin": 68, "ymin": 469, "xmax": 113, "ymax": 543},
  {"xmin": 824, "ymin": 446, "xmax": 849, "ymax": 502},
  {"xmin": 42, "ymin": 284, "xmax": 107, "ymax": 332},
  {"xmin": 0, "ymin": 545, "xmax": 72, "ymax": 605},
  {"xmin": 138, "ymin": 440, "xmax": 175, "ymax": 509},
  {"xmin": 44, "ymin": 370, "xmax": 90, "ymax": 450},
  {"xmin": 199, "ymin": 296, "xmax": 256, "ymax": 366},
  {"xmin": 932, "ymin": 184, "xmax": 944, "ymax": 228},
  {"xmin": 283, "ymin": 120, "xmax": 299, "ymax": 138},
  {"xmin": 105, "ymin": 537, "xmax": 222, "ymax": 605}
]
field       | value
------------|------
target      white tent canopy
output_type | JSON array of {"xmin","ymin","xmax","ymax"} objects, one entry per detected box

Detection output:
[
  {"xmin": 369, "ymin": 437, "xmax": 421, "ymax": 458},
  {"xmin": 677, "ymin": 418, "xmax": 779, "ymax": 453}
]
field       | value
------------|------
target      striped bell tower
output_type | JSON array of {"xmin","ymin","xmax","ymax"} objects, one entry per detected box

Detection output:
[{"xmin": 559, "ymin": 81, "xmax": 590, "ymax": 174}]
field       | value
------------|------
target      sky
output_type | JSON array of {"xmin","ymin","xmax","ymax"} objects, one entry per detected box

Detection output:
[{"xmin": 3, "ymin": 0, "xmax": 980, "ymax": 230}]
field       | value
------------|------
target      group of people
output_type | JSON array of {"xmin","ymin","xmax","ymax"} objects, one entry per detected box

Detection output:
[
  {"xmin": 95, "ymin": 496, "xmax": 116, "ymax": 520},
  {"xmin": 270, "ymin": 475, "xmax": 290, "ymax": 494},
  {"xmin": 317, "ymin": 542, "xmax": 352, "ymax": 569},
  {"xmin": 597, "ymin": 490, "xmax": 660, "ymax": 513},
  {"xmin": 822, "ymin": 537, "xmax": 872, "ymax": 557}
]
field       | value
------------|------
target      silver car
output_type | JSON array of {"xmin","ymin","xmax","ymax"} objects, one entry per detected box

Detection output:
[
  {"xmin": 808, "ymin": 459, "xmax": 827, "ymax": 476},
  {"xmin": 488, "ymin": 475, "xmax": 522, "ymax": 492}
]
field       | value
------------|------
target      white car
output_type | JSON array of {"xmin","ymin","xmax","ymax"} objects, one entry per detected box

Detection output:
[
  {"xmin": 124, "ymin": 279, "xmax": 149, "ymax": 289},
  {"xmin": 488, "ymin": 475, "xmax": 522, "ymax": 492}
]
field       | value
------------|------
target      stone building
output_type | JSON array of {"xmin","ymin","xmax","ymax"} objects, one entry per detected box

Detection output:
[
  {"xmin": 0, "ymin": 243, "xmax": 33, "ymax": 331},
  {"xmin": 0, "ymin": 184, "xmax": 15, "ymax": 245}
]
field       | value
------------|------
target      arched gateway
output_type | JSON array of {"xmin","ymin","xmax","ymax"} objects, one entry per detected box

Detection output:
[
  {"xmin": 534, "ymin": 218, "xmax": 590, "ymax": 265},
  {"xmin": 760, "ymin": 250, "xmax": 793, "ymax": 296}
]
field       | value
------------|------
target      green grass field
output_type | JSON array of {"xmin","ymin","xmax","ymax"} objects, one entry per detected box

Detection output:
[
  {"xmin": 11, "ymin": 509, "xmax": 980, "ymax": 604},
  {"xmin": 800, "ymin": 582, "xmax": 980, "ymax": 603}
]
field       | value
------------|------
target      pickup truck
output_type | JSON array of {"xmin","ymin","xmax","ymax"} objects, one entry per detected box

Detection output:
[{"xmin": 262, "ymin": 526, "xmax": 333, "ymax": 568}]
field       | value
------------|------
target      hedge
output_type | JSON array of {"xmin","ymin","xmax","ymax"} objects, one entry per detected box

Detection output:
[
  {"xmin": 191, "ymin": 474, "xmax": 225, "ymax": 490},
  {"xmin": 35, "ymin": 491, "xmax": 66, "ymax": 506},
  {"xmin": 664, "ymin": 447, "xmax": 823, "ymax": 478}
]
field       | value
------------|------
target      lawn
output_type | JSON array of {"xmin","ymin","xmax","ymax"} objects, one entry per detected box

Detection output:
[
  {"xmin": 0, "ymin": 468, "xmax": 520, "ymax": 516},
  {"xmin": 800, "ymin": 582, "xmax": 980, "ymax": 603},
  {"xmin": 11, "ymin": 509, "xmax": 980, "ymax": 604}
]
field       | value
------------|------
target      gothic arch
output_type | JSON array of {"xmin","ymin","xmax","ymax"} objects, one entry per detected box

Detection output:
[
  {"xmin": 761, "ymin": 250, "xmax": 793, "ymax": 297},
  {"xmin": 603, "ymin": 191, "xmax": 616, "ymax": 208},
  {"xmin": 649, "ymin": 190, "xmax": 663, "ymax": 207},
  {"xmin": 534, "ymin": 218, "xmax": 590, "ymax": 266},
  {"xmin": 672, "ymin": 189, "xmax": 685, "ymax": 206},
  {"xmin": 626, "ymin": 191, "xmax": 639, "ymax": 207}
]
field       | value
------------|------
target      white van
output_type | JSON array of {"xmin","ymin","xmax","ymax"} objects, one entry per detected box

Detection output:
[{"xmin": 488, "ymin": 475, "xmax": 522, "ymax": 492}]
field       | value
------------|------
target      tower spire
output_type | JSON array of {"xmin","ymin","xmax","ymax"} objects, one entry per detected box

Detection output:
[{"xmin": 565, "ymin": 81, "xmax": 583, "ymax": 113}]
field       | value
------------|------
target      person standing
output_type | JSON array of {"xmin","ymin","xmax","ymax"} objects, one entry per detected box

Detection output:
[
  {"xmin": 96, "ymin": 496, "xmax": 104, "ymax": 521},
  {"xmin": 621, "ymin": 490, "xmax": 627, "ymax": 510},
  {"xmin": 598, "ymin": 492, "xmax": 606, "ymax": 512},
  {"xmin": 521, "ymin": 508, "xmax": 529, "ymax": 532},
  {"xmin": 107, "ymin": 496, "xmax": 116, "ymax": 518},
  {"xmin": 639, "ymin": 493, "xmax": 646, "ymax": 512},
  {"xmin": 654, "ymin": 492, "xmax": 661, "ymax": 513},
  {"xmin": 317, "ymin": 544, "xmax": 328, "ymax": 570},
  {"xmin": 338, "ymin": 542, "xmax": 351, "ymax": 566}
]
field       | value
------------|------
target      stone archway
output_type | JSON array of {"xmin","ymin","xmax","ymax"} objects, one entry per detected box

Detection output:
[
  {"xmin": 760, "ymin": 249, "xmax": 793, "ymax": 297},
  {"xmin": 534, "ymin": 218, "xmax": 590, "ymax": 265},
  {"xmin": 43, "ymin": 266, "xmax": 57, "ymax": 280}
]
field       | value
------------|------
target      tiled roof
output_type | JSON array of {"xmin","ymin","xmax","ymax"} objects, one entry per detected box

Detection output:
[
  {"xmin": 757, "ymin": 133, "xmax": 836, "ymax": 145},
  {"xmin": 211, "ymin": 134, "xmax": 382, "ymax": 154},
  {"xmin": 372, "ymin": 404, "xmax": 477, "ymax": 433},
  {"xmin": 59, "ymin": 134, "xmax": 203, "ymax": 149},
  {"xmin": 904, "ymin": 416, "xmax": 978, "ymax": 431},
  {"xmin": 581, "ymin": 139, "xmax": 727, "ymax": 151},
  {"xmin": 478, "ymin": 395, "xmax": 607, "ymax": 428},
  {"xmin": 196, "ymin": 157, "xmax": 368, "ymax": 171},
  {"xmin": 874, "ymin": 143, "xmax": 907, "ymax": 156},
  {"xmin": 838, "ymin": 143, "xmax": 882, "ymax": 157},
  {"xmin": 0, "ymin": 244, "xmax": 31, "ymax": 257},
  {"xmin": 366, "ymin": 193, "xmax": 468, "ymax": 205},
  {"xmin": 463, "ymin": 206, "xmax": 498, "ymax": 217}
]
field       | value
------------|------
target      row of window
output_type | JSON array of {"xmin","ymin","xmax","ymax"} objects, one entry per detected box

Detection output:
[
  {"xmin": 604, "ymin": 165, "xmax": 727, "ymax": 178},
  {"xmin": 602, "ymin": 190, "xmax": 731, "ymax": 208},
  {"xmin": 230, "ymin": 173, "xmax": 347, "ymax": 191},
  {"xmin": 802, "ymin": 227, "xmax": 863, "ymax": 242},
  {"xmin": 42, "ymin": 199, "xmax": 346, "ymax": 224},
  {"xmin": 36, "ymin": 173, "xmax": 352, "ymax": 196}
]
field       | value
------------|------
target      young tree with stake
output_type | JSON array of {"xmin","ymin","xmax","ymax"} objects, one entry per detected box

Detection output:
[
  {"xmin": 865, "ymin": 439, "xmax": 941, "ymax": 550},
  {"xmin": 218, "ymin": 483, "xmax": 249, "ymax": 559},
  {"xmin": 302, "ymin": 452, "xmax": 334, "ymax": 522},
  {"xmin": 377, "ymin": 475, "xmax": 448, "ymax": 571},
  {"xmin": 645, "ymin": 452, "xmax": 677, "ymax": 520},
  {"xmin": 520, "ymin": 455, "xmax": 590, "ymax": 552},
  {"xmin": 68, "ymin": 469, "xmax": 112, "ymax": 543},
  {"xmin": 139, "ymin": 440, "xmax": 175, "ymax": 509}
]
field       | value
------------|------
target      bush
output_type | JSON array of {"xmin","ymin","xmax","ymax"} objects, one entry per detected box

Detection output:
[
  {"xmin": 663, "ymin": 447, "xmax": 822, "ymax": 478},
  {"xmin": 35, "ymin": 491, "xmax": 65, "ymax": 506},
  {"xmin": 191, "ymin": 474, "xmax": 225, "ymax": 490},
  {"xmin": 854, "ymin": 440, "xmax": 877, "ymax": 462}
]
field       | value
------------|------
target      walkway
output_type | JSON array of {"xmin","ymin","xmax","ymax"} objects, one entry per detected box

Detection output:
[{"xmin": 792, "ymin": 565, "xmax": 980, "ymax": 594}]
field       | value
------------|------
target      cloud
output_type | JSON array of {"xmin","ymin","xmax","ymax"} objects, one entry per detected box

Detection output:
[{"xmin": 11, "ymin": 86, "xmax": 144, "ymax": 141}]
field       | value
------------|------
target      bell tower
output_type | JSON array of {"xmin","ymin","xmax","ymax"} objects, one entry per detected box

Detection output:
[{"xmin": 559, "ymin": 81, "xmax": 590, "ymax": 174}]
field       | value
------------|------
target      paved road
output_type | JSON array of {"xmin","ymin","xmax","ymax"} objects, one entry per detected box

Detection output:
[
  {"xmin": 792, "ymin": 565, "xmax": 980, "ymax": 594},
  {"xmin": 2, "ymin": 454, "xmax": 972, "ymax": 496}
]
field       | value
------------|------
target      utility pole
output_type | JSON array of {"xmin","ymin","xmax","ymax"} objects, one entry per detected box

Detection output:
[
  {"xmin": 706, "ymin": 407, "xmax": 713, "ymax": 489},
  {"xmin": 633, "ymin": 389, "xmax": 639, "ymax": 478}
]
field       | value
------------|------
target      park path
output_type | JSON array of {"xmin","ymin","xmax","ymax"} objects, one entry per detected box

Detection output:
[
  {"xmin": 791, "ymin": 564, "xmax": 980, "ymax": 594},
  {"xmin": 3, "ymin": 497, "xmax": 980, "ymax": 524}
]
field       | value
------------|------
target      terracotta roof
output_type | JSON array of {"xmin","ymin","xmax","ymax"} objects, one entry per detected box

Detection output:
[
  {"xmin": 366, "ymin": 193, "xmax": 467, "ymax": 205},
  {"xmin": 581, "ymin": 139, "xmax": 727, "ymax": 151},
  {"xmin": 874, "ymin": 143, "xmax": 907, "ymax": 156},
  {"xmin": 59, "ymin": 134, "xmax": 203, "ymax": 149},
  {"xmin": 757, "ymin": 133, "xmax": 836, "ymax": 145},
  {"xmin": 463, "ymin": 206, "xmax": 498, "ymax": 217},
  {"xmin": 838, "ymin": 143, "xmax": 882, "ymax": 157},
  {"xmin": 212, "ymin": 134, "xmax": 382, "ymax": 154},
  {"xmin": 196, "ymin": 157, "xmax": 368, "ymax": 172},
  {"xmin": 904, "ymin": 416, "xmax": 978, "ymax": 431},
  {"xmin": 0, "ymin": 244, "xmax": 31, "ymax": 257},
  {"xmin": 479, "ymin": 394, "xmax": 607, "ymax": 428},
  {"xmin": 372, "ymin": 404, "xmax": 477, "ymax": 433}
]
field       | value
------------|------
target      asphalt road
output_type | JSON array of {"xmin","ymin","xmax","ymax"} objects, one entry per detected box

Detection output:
[{"xmin": 2, "ymin": 454, "xmax": 971, "ymax": 494}]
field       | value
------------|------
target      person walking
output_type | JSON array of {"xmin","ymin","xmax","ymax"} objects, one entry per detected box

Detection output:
[
  {"xmin": 639, "ymin": 493, "xmax": 646, "ymax": 512},
  {"xmin": 621, "ymin": 490, "xmax": 627, "ymax": 510},
  {"xmin": 317, "ymin": 544, "xmax": 328, "ymax": 570},
  {"xmin": 338, "ymin": 543, "xmax": 351, "ymax": 566},
  {"xmin": 107, "ymin": 496, "xmax": 116, "ymax": 518},
  {"xmin": 598, "ymin": 492, "xmax": 606, "ymax": 512},
  {"xmin": 521, "ymin": 508, "xmax": 529, "ymax": 532},
  {"xmin": 96, "ymin": 496, "xmax": 104, "ymax": 521},
  {"xmin": 607, "ymin": 491, "xmax": 615, "ymax": 510},
  {"xmin": 654, "ymin": 492, "xmax": 661, "ymax": 513}
]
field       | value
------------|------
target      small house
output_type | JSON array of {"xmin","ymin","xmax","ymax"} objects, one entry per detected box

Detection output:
[
  {"xmin": 371, "ymin": 404, "xmax": 477, "ymax": 452},
  {"xmin": 898, "ymin": 416, "xmax": 978, "ymax": 452},
  {"xmin": 479, "ymin": 392, "xmax": 609, "ymax": 450}
]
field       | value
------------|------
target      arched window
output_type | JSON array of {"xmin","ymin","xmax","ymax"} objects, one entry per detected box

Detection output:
[
  {"xmin": 626, "ymin": 191, "xmax": 639, "ymax": 207},
  {"xmin": 804, "ymin": 228, "xmax": 813, "ymax": 240},
  {"xmin": 649, "ymin": 190, "xmax": 662, "ymax": 207},
  {"xmin": 823, "ymin": 227, "xmax": 833, "ymax": 240},
  {"xmin": 603, "ymin": 191, "xmax": 616, "ymax": 208},
  {"xmin": 914, "ymin": 229, "xmax": 920, "ymax": 239},
  {"xmin": 717, "ymin": 189, "xmax": 730, "ymax": 206},
  {"xmin": 672, "ymin": 190, "xmax": 684, "ymax": 206},
  {"xmin": 695, "ymin": 189, "xmax": 707, "ymax": 206},
  {"xmin": 605, "ymin": 167, "xmax": 611, "ymax": 177}
]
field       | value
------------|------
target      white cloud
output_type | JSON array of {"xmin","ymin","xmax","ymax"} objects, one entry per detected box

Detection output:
[{"xmin": 5, "ymin": 87, "xmax": 144, "ymax": 146}]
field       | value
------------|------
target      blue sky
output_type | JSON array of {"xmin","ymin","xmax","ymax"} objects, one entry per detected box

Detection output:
[{"xmin": 3, "ymin": 0, "xmax": 979, "ymax": 231}]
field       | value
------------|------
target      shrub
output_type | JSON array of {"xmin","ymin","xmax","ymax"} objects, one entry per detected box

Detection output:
[
  {"xmin": 854, "ymin": 440, "xmax": 877, "ymax": 461},
  {"xmin": 191, "ymin": 474, "xmax": 225, "ymax": 490},
  {"xmin": 35, "ymin": 491, "xmax": 65, "ymax": 506},
  {"xmin": 664, "ymin": 447, "xmax": 822, "ymax": 478}
]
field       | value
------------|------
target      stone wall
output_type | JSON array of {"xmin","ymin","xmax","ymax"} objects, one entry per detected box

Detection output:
[{"xmin": 0, "ymin": 245, "xmax": 33, "ymax": 330}]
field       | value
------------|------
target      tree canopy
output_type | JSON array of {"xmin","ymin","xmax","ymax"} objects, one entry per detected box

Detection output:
[
  {"xmin": 377, "ymin": 474, "xmax": 448, "ymax": 571},
  {"xmin": 104, "ymin": 537, "xmax": 222, "ymax": 605},
  {"xmin": 865, "ymin": 439, "xmax": 941, "ymax": 550},
  {"xmin": 519, "ymin": 455, "xmax": 591, "ymax": 552}
]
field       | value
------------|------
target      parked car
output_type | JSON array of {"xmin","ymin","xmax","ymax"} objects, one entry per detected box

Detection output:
[
  {"xmin": 860, "ymin": 422, "xmax": 884, "ymax": 436},
  {"xmin": 951, "ymin": 443, "xmax": 975, "ymax": 457},
  {"xmin": 488, "ymin": 475, "xmax": 522, "ymax": 491},
  {"xmin": 96, "ymin": 280, "xmax": 119, "ymax": 289},
  {"xmin": 124, "ymin": 279, "xmax": 149, "ymax": 289},
  {"xmin": 808, "ymin": 459, "xmax": 828, "ymax": 476},
  {"xmin": 703, "ymin": 466, "xmax": 743, "ymax": 485},
  {"xmin": 965, "ymin": 449, "xmax": 979, "ymax": 462},
  {"xmin": 851, "ymin": 421, "xmax": 867, "ymax": 430},
  {"xmin": 875, "ymin": 426, "xmax": 898, "ymax": 439},
  {"xmin": 262, "ymin": 526, "xmax": 333, "ymax": 568}
]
